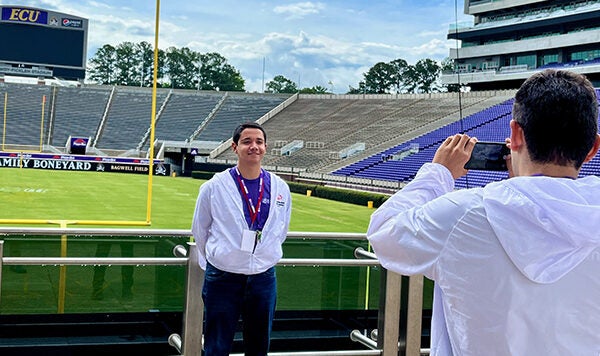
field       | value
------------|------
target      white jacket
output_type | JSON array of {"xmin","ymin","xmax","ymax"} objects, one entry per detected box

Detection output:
[
  {"xmin": 367, "ymin": 163, "xmax": 600, "ymax": 356},
  {"xmin": 192, "ymin": 169, "xmax": 292, "ymax": 274}
]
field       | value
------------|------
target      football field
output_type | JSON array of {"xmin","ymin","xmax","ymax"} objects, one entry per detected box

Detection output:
[
  {"xmin": 0, "ymin": 168, "xmax": 373, "ymax": 231},
  {"xmin": 0, "ymin": 168, "xmax": 389, "ymax": 314}
]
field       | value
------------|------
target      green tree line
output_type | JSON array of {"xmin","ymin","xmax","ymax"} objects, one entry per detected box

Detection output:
[
  {"xmin": 87, "ymin": 41, "xmax": 244, "ymax": 91},
  {"xmin": 87, "ymin": 41, "xmax": 454, "ymax": 93}
]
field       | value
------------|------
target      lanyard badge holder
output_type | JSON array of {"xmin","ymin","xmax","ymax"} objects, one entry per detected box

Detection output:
[{"xmin": 236, "ymin": 169, "xmax": 264, "ymax": 253}]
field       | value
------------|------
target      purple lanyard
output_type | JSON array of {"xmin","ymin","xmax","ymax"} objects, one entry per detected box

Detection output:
[{"xmin": 235, "ymin": 168, "xmax": 264, "ymax": 229}]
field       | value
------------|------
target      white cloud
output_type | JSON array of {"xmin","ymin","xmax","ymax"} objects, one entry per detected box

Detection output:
[
  {"xmin": 409, "ymin": 38, "xmax": 450, "ymax": 59},
  {"xmin": 8, "ymin": 0, "xmax": 463, "ymax": 93},
  {"xmin": 273, "ymin": 2, "xmax": 325, "ymax": 20}
]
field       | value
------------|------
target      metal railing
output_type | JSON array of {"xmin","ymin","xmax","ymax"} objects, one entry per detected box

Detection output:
[{"xmin": 0, "ymin": 227, "xmax": 426, "ymax": 356}]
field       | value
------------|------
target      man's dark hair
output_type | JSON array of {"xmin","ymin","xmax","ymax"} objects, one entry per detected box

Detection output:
[
  {"xmin": 232, "ymin": 122, "xmax": 267, "ymax": 144},
  {"xmin": 513, "ymin": 69, "xmax": 599, "ymax": 168}
]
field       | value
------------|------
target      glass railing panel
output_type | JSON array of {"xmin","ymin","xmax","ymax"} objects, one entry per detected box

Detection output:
[
  {"xmin": 279, "ymin": 238, "xmax": 380, "ymax": 311},
  {"xmin": 1, "ymin": 234, "xmax": 189, "ymax": 314}
]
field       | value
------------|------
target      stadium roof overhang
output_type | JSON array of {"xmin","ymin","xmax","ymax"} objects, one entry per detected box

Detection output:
[{"xmin": 448, "ymin": 9, "xmax": 600, "ymax": 41}]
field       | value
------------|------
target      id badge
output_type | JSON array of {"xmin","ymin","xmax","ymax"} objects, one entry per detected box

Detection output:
[{"xmin": 241, "ymin": 229, "xmax": 256, "ymax": 253}]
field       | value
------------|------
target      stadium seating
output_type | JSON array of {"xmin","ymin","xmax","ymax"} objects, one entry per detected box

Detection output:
[
  {"xmin": 95, "ymin": 87, "xmax": 170, "ymax": 150},
  {"xmin": 51, "ymin": 86, "xmax": 111, "ymax": 146},
  {"xmin": 2, "ymin": 82, "xmax": 599, "ymax": 190},
  {"xmin": 0, "ymin": 83, "xmax": 52, "ymax": 148},
  {"xmin": 217, "ymin": 93, "xmax": 507, "ymax": 170},
  {"xmin": 140, "ymin": 90, "xmax": 224, "ymax": 150},
  {"xmin": 332, "ymin": 94, "xmax": 600, "ymax": 188},
  {"xmin": 195, "ymin": 94, "xmax": 288, "ymax": 142}
]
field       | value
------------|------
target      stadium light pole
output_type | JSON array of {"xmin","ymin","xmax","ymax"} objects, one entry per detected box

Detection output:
[{"xmin": 146, "ymin": 0, "xmax": 161, "ymax": 224}]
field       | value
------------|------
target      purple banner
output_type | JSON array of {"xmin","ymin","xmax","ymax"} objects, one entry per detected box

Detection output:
[{"xmin": 0, "ymin": 152, "xmax": 170, "ymax": 176}]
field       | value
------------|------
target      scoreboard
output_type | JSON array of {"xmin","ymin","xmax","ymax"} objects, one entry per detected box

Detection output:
[{"xmin": 0, "ymin": 6, "xmax": 88, "ymax": 80}]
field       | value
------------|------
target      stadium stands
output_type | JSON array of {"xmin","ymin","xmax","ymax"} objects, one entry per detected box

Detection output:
[
  {"xmin": 195, "ymin": 94, "xmax": 288, "ymax": 142},
  {"xmin": 50, "ymin": 86, "xmax": 111, "ymax": 147},
  {"xmin": 95, "ymin": 87, "xmax": 170, "ymax": 151},
  {"xmin": 1, "ymin": 81, "xmax": 599, "ymax": 190},
  {"xmin": 332, "ymin": 92, "xmax": 600, "ymax": 188},
  {"xmin": 0, "ymin": 83, "xmax": 51, "ymax": 148},
  {"xmin": 216, "ymin": 92, "xmax": 511, "ymax": 170},
  {"xmin": 331, "ymin": 99, "xmax": 514, "ymax": 185},
  {"xmin": 140, "ymin": 90, "xmax": 224, "ymax": 150}
]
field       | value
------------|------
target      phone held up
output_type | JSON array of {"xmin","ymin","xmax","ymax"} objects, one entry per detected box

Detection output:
[{"xmin": 464, "ymin": 142, "xmax": 510, "ymax": 171}]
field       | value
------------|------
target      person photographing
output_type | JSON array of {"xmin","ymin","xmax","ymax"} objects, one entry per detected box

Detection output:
[{"xmin": 367, "ymin": 69, "xmax": 600, "ymax": 355}]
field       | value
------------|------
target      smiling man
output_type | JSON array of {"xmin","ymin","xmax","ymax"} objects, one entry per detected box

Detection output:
[{"xmin": 191, "ymin": 122, "xmax": 292, "ymax": 356}]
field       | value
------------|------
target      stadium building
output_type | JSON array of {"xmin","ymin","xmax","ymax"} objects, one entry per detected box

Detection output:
[{"xmin": 441, "ymin": 0, "xmax": 600, "ymax": 90}]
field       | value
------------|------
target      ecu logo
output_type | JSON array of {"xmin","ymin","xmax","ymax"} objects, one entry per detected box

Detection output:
[{"xmin": 8, "ymin": 8, "xmax": 42, "ymax": 23}]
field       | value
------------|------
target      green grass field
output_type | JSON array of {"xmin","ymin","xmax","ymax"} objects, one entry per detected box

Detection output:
[
  {"xmin": 0, "ymin": 167, "xmax": 397, "ymax": 314},
  {"xmin": 0, "ymin": 168, "xmax": 433, "ymax": 314},
  {"xmin": 0, "ymin": 168, "xmax": 373, "ymax": 232}
]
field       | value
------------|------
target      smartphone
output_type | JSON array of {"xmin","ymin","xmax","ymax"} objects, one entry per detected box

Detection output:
[{"xmin": 464, "ymin": 142, "xmax": 510, "ymax": 171}]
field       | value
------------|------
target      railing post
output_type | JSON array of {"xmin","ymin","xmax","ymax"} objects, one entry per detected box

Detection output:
[
  {"xmin": 0, "ymin": 240, "xmax": 3, "ymax": 305},
  {"xmin": 406, "ymin": 275, "xmax": 424, "ymax": 356},
  {"xmin": 182, "ymin": 242, "xmax": 204, "ymax": 356},
  {"xmin": 378, "ymin": 268, "xmax": 401, "ymax": 356}
]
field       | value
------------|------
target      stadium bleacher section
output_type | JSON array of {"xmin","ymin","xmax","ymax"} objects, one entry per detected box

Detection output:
[
  {"xmin": 216, "ymin": 92, "xmax": 512, "ymax": 171},
  {"xmin": 96, "ymin": 87, "xmax": 170, "ymax": 151},
  {"xmin": 0, "ymin": 83, "xmax": 51, "ymax": 148},
  {"xmin": 332, "ymin": 92, "xmax": 600, "ymax": 188},
  {"xmin": 332, "ymin": 100, "xmax": 514, "ymax": 187},
  {"xmin": 140, "ymin": 90, "xmax": 224, "ymax": 151},
  {"xmin": 50, "ymin": 86, "xmax": 111, "ymax": 147},
  {"xmin": 195, "ymin": 94, "xmax": 289, "ymax": 142},
  {"xmin": 1, "ymin": 82, "xmax": 599, "ymax": 189},
  {"xmin": 0, "ymin": 83, "xmax": 288, "ymax": 154}
]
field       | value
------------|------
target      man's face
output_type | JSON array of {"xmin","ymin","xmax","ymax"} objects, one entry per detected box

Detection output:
[{"xmin": 232, "ymin": 128, "xmax": 267, "ymax": 164}]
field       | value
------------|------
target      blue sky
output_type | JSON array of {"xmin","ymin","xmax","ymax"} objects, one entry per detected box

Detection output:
[{"xmin": 3, "ymin": 1, "xmax": 472, "ymax": 93}]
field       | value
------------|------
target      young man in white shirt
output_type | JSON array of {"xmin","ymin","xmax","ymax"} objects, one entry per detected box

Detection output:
[{"xmin": 192, "ymin": 122, "xmax": 292, "ymax": 356}]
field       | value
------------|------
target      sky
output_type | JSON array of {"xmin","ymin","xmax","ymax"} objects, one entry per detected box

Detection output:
[{"xmin": 2, "ymin": 0, "xmax": 472, "ymax": 93}]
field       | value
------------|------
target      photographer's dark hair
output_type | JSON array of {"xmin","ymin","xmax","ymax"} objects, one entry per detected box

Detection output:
[
  {"xmin": 513, "ymin": 69, "xmax": 599, "ymax": 168},
  {"xmin": 232, "ymin": 122, "xmax": 267, "ymax": 144}
]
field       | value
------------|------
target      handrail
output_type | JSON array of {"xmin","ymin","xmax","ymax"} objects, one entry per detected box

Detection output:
[
  {"xmin": 0, "ymin": 257, "xmax": 187, "ymax": 266},
  {"xmin": 354, "ymin": 246, "xmax": 378, "ymax": 260},
  {"xmin": 0, "ymin": 227, "xmax": 365, "ymax": 240},
  {"xmin": 350, "ymin": 330, "xmax": 378, "ymax": 349},
  {"xmin": 0, "ymin": 228, "xmax": 426, "ymax": 356}
]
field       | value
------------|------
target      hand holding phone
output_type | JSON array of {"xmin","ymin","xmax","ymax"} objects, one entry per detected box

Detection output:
[{"xmin": 464, "ymin": 142, "xmax": 510, "ymax": 171}]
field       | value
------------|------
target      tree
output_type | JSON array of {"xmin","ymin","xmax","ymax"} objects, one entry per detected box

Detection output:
[
  {"xmin": 87, "ymin": 42, "xmax": 244, "ymax": 91},
  {"xmin": 440, "ymin": 57, "xmax": 461, "ymax": 93},
  {"xmin": 389, "ymin": 59, "xmax": 410, "ymax": 93},
  {"xmin": 165, "ymin": 46, "xmax": 199, "ymax": 89},
  {"xmin": 198, "ymin": 52, "xmax": 245, "ymax": 91},
  {"xmin": 114, "ymin": 42, "xmax": 138, "ymax": 86},
  {"xmin": 405, "ymin": 59, "xmax": 441, "ymax": 93},
  {"xmin": 347, "ymin": 81, "xmax": 366, "ymax": 94},
  {"xmin": 136, "ymin": 41, "xmax": 159, "ymax": 87},
  {"xmin": 265, "ymin": 75, "xmax": 298, "ymax": 93},
  {"xmin": 87, "ymin": 44, "xmax": 117, "ymax": 85},
  {"xmin": 348, "ymin": 57, "xmax": 444, "ymax": 95},
  {"xmin": 299, "ymin": 85, "xmax": 329, "ymax": 94},
  {"xmin": 364, "ymin": 62, "xmax": 395, "ymax": 94}
]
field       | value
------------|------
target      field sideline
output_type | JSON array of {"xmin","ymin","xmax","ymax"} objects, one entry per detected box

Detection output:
[{"xmin": 0, "ymin": 168, "xmax": 374, "ymax": 232}]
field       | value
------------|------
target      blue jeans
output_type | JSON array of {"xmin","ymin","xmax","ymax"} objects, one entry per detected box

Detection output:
[{"xmin": 202, "ymin": 263, "xmax": 277, "ymax": 356}]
